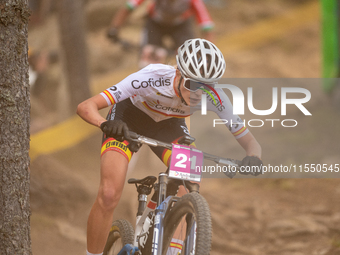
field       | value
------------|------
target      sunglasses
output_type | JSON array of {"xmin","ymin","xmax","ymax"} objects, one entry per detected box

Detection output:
[{"xmin": 181, "ymin": 76, "xmax": 209, "ymax": 92}]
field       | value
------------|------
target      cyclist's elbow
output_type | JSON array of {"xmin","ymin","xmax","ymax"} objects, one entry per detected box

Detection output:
[
  {"xmin": 76, "ymin": 101, "xmax": 85, "ymax": 116},
  {"xmin": 76, "ymin": 100, "xmax": 92, "ymax": 118}
]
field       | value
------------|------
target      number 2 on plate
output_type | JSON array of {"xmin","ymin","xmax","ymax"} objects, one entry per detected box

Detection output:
[{"xmin": 174, "ymin": 153, "xmax": 197, "ymax": 170}]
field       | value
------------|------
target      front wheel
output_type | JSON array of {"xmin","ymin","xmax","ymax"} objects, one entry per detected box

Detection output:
[
  {"xmin": 103, "ymin": 219, "xmax": 135, "ymax": 255},
  {"xmin": 162, "ymin": 193, "xmax": 212, "ymax": 255}
]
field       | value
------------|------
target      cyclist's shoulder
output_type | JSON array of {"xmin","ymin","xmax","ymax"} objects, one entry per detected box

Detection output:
[
  {"xmin": 140, "ymin": 63, "xmax": 176, "ymax": 76},
  {"xmin": 205, "ymin": 87, "xmax": 232, "ymax": 112},
  {"xmin": 117, "ymin": 64, "xmax": 175, "ymax": 94},
  {"xmin": 143, "ymin": 63, "xmax": 175, "ymax": 70}
]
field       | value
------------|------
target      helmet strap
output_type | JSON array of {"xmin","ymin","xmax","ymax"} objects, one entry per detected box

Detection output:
[{"xmin": 177, "ymin": 77, "xmax": 188, "ymax": 106}]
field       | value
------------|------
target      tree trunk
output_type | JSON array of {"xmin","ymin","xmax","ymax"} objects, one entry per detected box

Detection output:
[
  {"xmin": 0, "ymin": 1, "xmax": 32, "ymax": 255},
  {"xmin": 57, "ymin": 0, "xmax": 91, "ymax": 113}
]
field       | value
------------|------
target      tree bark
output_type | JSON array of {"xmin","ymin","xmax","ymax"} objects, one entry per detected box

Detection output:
[
  {"xmin": 0, "ymin": 1, "xmax": 32, "ymax": 254},
  {"xmin": 57, "ymin": 0, "xmax": 91, "ymax": 113}
]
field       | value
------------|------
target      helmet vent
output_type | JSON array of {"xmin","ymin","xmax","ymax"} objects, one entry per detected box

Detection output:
[
  {"xmin": 196, "ymin": 49, "xmax": 202, "ymax": 67},
  {"xmin": 188, "ymin": 44, "xmax": 193, "ymax": 54},
  {"xmin": 206, "ymin": 54, "xmax": 212, "ymax": 77},
  {"xmin": 183, "ymin": 51, "xmax": 188, "ymax": 62},
  {"xmin": 176, "ymin": 38, "xmax": 226, "ymax": 83},
  {"xmin": 203, "ymin": 41, "xmax": 210, "ymax": 49}
]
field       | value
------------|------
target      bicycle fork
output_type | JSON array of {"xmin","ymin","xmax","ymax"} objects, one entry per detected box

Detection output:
[
  {"xmin": 152, "ymin": 198, "xmax": 198, "ymax": 255},
  {"xmin": 153, "ymin": 174, "xmax": 199, "ymax": 255},
  {"xmin": 184, "ymin": 217, "xmax": 197, "ymax": 255},
  {"xmin": 152, "ymin": 173, "xmax": 168, "ymax": 255}
]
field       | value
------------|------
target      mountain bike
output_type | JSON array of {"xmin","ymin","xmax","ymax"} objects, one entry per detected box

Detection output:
[{"xmin": 102, "ymin": 132, "xmax": 242, "ymax": 255}]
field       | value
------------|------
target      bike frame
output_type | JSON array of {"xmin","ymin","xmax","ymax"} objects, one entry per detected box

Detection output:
[
  {"xmin": 133, "ymin": 172, "xmax": 196, "ymax": 255},
  {"xmin": 127, "ymin": 132, "xmax": 242, "ymax": 255}
]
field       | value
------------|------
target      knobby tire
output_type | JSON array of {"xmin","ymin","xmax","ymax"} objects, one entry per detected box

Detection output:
[
  {"xmin": 103, "ymin": 219, "xmax": 134, "ymax": 255},
  {"xmin": 162, "ymin": 193, "xmax": 212, "ymax": 255}
]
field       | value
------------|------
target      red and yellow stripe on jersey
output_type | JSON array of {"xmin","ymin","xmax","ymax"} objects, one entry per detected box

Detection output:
[
  {"xmin": 232, "ymin": 126, "xmax": 248, "ymax": 138},
  {"xmin": 102, "ymin": 90, "xmax": 116, "ymax": 105},
  {"xmin": 161, "ymin": 137, "xmax": 196, "ymax": 166},
  {"xmin": 101, "ymin": 138, "xmax": 132, "ymax": 161}
]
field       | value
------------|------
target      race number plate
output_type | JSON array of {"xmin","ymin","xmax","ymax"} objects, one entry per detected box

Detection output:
[{"xmin": 169, "ymin": 144, "xmax": 203, "ymax": 182}]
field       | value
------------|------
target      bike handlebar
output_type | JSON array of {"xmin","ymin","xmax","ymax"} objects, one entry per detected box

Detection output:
[{"xmin": 128, "ymin": 131, "xmax": 243, "ymax": 171}]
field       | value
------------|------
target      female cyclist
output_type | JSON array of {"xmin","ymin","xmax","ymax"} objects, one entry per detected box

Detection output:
[{"xmin": 77, "ymin": 38, "xmax": 262, "ymax": 255}]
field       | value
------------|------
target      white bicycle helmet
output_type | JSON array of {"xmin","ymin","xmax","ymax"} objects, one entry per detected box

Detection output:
[{"xmin": 176, "ymin": 38, "xmax": 226, "ymax": 84}]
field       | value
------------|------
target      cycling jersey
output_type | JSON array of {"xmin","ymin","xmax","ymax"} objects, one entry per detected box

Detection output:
[
  {"xmin": 100, "ymin": 64, "xmax": 248, "ymax": 140},
  {"xmin": 102, "ymin": 99, "xmax": 192, "ymax": 165},
  {"xmin": 126, "ymin": 0, "xmax": 214, "ymax": 29}
]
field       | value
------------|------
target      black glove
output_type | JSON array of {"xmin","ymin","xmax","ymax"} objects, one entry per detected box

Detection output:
[
  {"xmin": 107, "ymin": 27, "xmax": 119, "ymax": 43},
  {"xmin": 241, "ymin": 156, "xmax": 263, "ymax": 176},
  {"xmin": 100, "ymin": 120, "xmax": 130, "ymax": 142}
]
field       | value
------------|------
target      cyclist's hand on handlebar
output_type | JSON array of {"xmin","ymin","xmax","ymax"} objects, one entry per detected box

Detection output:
[
  {"xmin": 107, "ymin": 27, "xmax": 119, "ymax": 42},
  {"xmin": 241, "ymin": 156, "xmax": 263, "ymax": 176},
  {"xmin": 100, "ymin": 120, "xmax": 131, "ymax": 142}
]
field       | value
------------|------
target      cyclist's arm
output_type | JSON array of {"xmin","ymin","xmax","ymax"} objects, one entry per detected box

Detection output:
[
  {"xmin": 76, "ymin": 94, "xmax": 108, "ymax": 128},
  {"xmin": 206, "ymin": 88, "xmax": 250, "ymax": 139},
  {"xmin": 206, "ymin": 89, "xmax": 262, "ymax": 158},
  {"xmin": 236, "ymin": 132, "xmax": 262, "ymax": 159},
  {"xmin": 77, "ymin": 65, "xmax": 165, "ymax": 127}
]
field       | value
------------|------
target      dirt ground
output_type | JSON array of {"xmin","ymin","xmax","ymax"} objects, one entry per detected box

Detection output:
[{"xmin": 29, "ymin": 0, "xmax": 340, "ymax": 254}]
